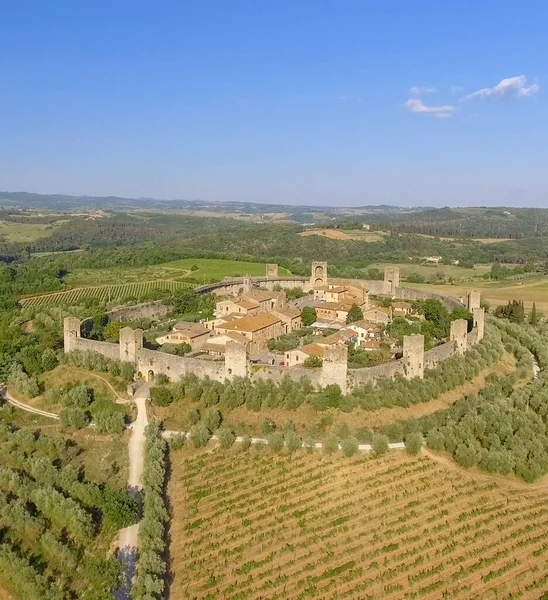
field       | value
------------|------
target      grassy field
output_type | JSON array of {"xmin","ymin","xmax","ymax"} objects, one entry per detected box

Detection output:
[
  {"xmin": 414, "ymin": 276, "xmax": 548, "ymax": 312},
  {"xmin": 63, "ymin": 258, "xmax": 291, "ymax": 288},
  {"xmin": 0, "ymin": 219, "xmax": 67, "ymax": 242},
  {"xmin": 367, "ymin": 262, "xmax": 492, "ymax": 281},
  {"xmin": 158, "ymin": 258, "xmax": 291, "ymax": 280},
  {"xmin": 167, "ymin": 448, "xmax": 548, "ymax": 600}
]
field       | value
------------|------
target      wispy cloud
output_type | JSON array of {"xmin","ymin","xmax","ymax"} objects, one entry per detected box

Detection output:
[
  {"xmin": 463, "ymin": 75, "xmax": 539, "ymax": 101},
  {"xmin": 403, "ymin": 98, "xmax": 456, "ymax": 119},
  {"xmin": 409, "ymin": 86, "xmax": 436, "ymax": 95},
  {"xmin": 450, "ymin": 85, "xmax": 464, "ymax": 95}
]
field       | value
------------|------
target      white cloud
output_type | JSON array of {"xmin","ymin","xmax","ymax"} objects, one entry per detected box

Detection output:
[
  {"xmin": 335, "ymin": 94, "xmax": 362, "ymax": 103},
  {"xmin": 409, "ymin": 86, "xmax": 436, "ymax": 95},
  {"xmin": 403, "ymin": 98, "xmax": 456, "ymax": 119},
  {"xmin": 450, "ymin": 85, "xmax": 464, "ymax": 95},
  {"xmin": 464, "ymin": 75, "xmax": 539, "ymax": 101}
]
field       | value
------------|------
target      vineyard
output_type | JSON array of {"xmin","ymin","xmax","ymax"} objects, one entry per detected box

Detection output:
[
  {"xmin": 168, "ymin": 449, "xmax": 548, "ymax": 600},
  {"xmin": 19, "ymin": 279, "xmax": 195, "ymax": 308}
]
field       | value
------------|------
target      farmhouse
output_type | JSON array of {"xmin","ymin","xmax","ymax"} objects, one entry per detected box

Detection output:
[{"xmin": 362, "ymin": 307, "xmax": 391, "ymax": 325}]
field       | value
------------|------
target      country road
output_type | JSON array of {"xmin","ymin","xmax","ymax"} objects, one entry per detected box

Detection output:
[
  {"xmin": 114, "ymin": 381, "xmax": 150, "ymax": 600},
  {"xmin": 162, "ymin": 430, "xmax": 406, "ymax": 451}
]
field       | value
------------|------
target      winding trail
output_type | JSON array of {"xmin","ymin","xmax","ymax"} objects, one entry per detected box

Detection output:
[
  {"xmin": 114, "ymin": 382, "xmax": 150, "ymax": 600},
  {"xmin": 1, "ymin": 388, "xmax": 59, "ymax": 420}
]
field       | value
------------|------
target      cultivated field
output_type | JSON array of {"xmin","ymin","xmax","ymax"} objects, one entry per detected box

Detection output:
[
  {"xmin": 63, "ymin": 258, "xmax": 291, "ymax": 288},
  {"xmin": 19, "ymin": 279, "xmax": 193, "ymax": 308},
  {"xmin": 299, "ymin": 229, "xmax": 385, "ymax": 242},
  {"xmin": 168, "ymin": 449, "xmax": 548, "ymax": 600}
]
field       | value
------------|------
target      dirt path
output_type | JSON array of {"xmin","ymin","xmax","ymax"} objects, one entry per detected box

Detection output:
[
  {"xmin": 114, "ymin": 382, "xmax": 150, "ymax": 600},
  {"xmin": 2, "ymin": 388, "xmax": 59, "ymax": 420}
]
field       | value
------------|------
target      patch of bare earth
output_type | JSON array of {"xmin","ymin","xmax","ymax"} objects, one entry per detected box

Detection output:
[
  {"xmin": 167, "ymin": 449, "xmax": 548, "ymax": 599},
  {"xmin": 299, "ymin": 229, "xmax": 382, "ymax": 241}
]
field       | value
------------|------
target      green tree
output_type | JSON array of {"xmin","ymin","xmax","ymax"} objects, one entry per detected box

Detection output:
[
  {"xmin": 372, "ymin": 434, "xmax": 389, "ymax": 456},
  {"xmin": 285, "ymin": 430, "xmax": 302, "ymax": 455},
  {"xmin": 203, "ymin": 408, "xmax": 222, "ymax": 431},
  {"xmin": 217, "ymin": 426, "xmax": 236, "ymax": 449},
  {"xmin": 455, "ymin": 443, "xmax": 477, "ymax": 468},
  {"xmin": 322, "ymin": 433, "xmax": 339, "ymax": 455},
  {"xmin": 346, "ymin": 303, "xmax": 364, "ymax": 324},
  {"xmin": 267, "ymin": 431, "xmax": 284, "ymax": 453},
  {"xmin": 301, "ymin": 306, "xmax": 317, "ymax": 327},
  {"xmin": 303, "ymin": 355, "xmax": 323, "ymax": 367},
  {"xmin": 103, "ymin": 321, "xmax": 124, "ymax": 341},
  {"xmin": 190, "ymin": 424, "xmax": 210, "ymax": 448},
  {"xmin": 150, "ymin": 386, "xmax": 173, "ymax": 407},
  {"xmin": 41, "ymin": 348, "xmax": 58, "ymax": 372},
  {"xmin": 531, "ymin": 302, "xmax": 538, "ymax": 326},
  {"xmin": 341, "ymin": 436, "xmax": 359, "ymax": 457},
  {"xmin": 60, "ymin": 406, "xmax": 89, "ymax": 429},
  {"xmin": 404, "ymin": 432, "xmax": 424, "ymax": 455}
]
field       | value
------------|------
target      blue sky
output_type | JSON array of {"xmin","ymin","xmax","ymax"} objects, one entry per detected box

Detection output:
[{"xmin": 0, "ymin": 1, "xmax": 545, "ymax": 206}]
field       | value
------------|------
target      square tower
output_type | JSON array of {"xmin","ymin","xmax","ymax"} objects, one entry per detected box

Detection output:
[
  {"xmin": 311, "ymin": 261, "xmax": 328, "ymax": 288},
  {"xmin": 266, "ymin": 264, "xmax": 279, "ymax": 278},
  {"xmin": 320, "ymin": 344, "xmax": 348, "ymax": 394},
  {"xmin": 403, "ymin": 334, "xmax": 425, "ymax": 379},
  {"xmin": 383, "ymin": 266, "xmax": 400, "ymax": 296},
  {"xmin": 119, "ymin": 327, "xmax": 143, "ymax": 363},
  {"xmin": 450, "ymin": 319, "xmax": 468, "ymax": 354},
  {"xmin": 473, "ymin": 307, "xmax": 485, "ymax": 341},
  {"xmin": 467, "ymin": 291, "xmax": 481, "ymax": 311}
]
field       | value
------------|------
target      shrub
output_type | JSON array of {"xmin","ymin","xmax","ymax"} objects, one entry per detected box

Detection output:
[
  {"xmin": 241, "ymin": 434, "xmax": 252, "ymax": 452},
  {"xmin": 190, "ymin": 424, "xmax": 210, "ymax": 448},
  {"xmin": 323, "ymin": 433, "xmax": 340, "ymax": 455},
  {"xmin": 169, "ymin": 433, "xmax": 186, "ymax": 451},
  {"xmin": 155, "ymin": 373, "xmax": 170, "ymax": 385},
  {"xmin": 285, "ymin": 431, "xmax": 302, "ymax": 455},
  {"xmin": 203, "ymin": 408, "xmax": 222, "ymax": 431},
  {"xmin": 217, "ymin": 427, "xmax": 236, "ymax": 449},
  {"xmin": 186, "ymin": 406, "xmax": 201, "ymax": 426},
  {"xmin": 150, "ymin": 386, "xmax": 173, "ymax": 407},
  {"xmin": 303, "ymin": 355, "xmax": 323, "ymax": 368},
  {"xmin": 404, "ymin": 432, "xmax": 423, "ymax": 455},
  {"xmin": 341, "ymin": 436, "xmax": 359, "ymax": 457},
  {"xmin": 267, "ymin": 431, "xmax": 285, "ymax": 454},
  {"xmin": 372, "ymin": 434, "xmax": 389, "ymax": 456},
  {"xmin": 60, "ymin": 407, "xmax": 89, "ymax": 430}
]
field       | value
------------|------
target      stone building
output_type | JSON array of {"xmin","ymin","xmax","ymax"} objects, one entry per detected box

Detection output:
[
  {"xmin": 362, "ymin": 307, "xmax": 391, "ymax": 325},
  {"xmin": 215, "ymin": 312, "xmax": 284, "ymax": 354},
  {"xmin": 392, "ymin": 301, "xmax": 412, "ymax": 318},
  {"xmin": 155, "ymin": 322, "xmax": 210, "ymax": 349},
  {"xmin": 271, "ymin": 307, "xmax": 302, "ymax": 332}
]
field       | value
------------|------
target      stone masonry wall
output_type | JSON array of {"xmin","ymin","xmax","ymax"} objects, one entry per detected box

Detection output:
[{"xmin": 424, "ymin": 341, "xmax": 454, "ymax": 370}]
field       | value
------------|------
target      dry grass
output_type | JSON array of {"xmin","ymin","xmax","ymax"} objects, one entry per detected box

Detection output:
[
  {"xmin": 167, "ymin": 449, "xmax": 548, "ymax": 599},
  {"xmin": 414, "ymin": 277, "xmax": 548, "ymax": 312},
  {"xmin": 299, "ymin": 229, "xmax": 385, "ymax": 242}
]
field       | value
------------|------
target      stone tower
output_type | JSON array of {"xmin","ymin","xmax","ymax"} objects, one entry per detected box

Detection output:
[
  {"xmin": 243, "ymin": 276, "xmax": 252, "ymax": 293},
  {"xmin": 450, "ymin": 319, "xmax": 468, "ymax": 355},
  {"xmin": 383, "ymin": 266, "xmax": 400, "ymax": 296},
  {"xmin": 320, "ymin": 344, "xmax": 348, "ymax": 394},
  {"xmin": 467, "ymin": 291, "xmax": 481, "ymax": 311},
  {"xmin": 310, "ymin": 261, "xmax": 328, "ymax": 288},
  {"xmin": 119, "ymin": 327, "xmax": 143, "ymax": 363},
  {"xmin": 473, "ymin": 307, "xmax": 485, "ymax": 341},
  {"xmin": 402, "ymin": 334, "xmax": 425, "ymax": 379},
  {"xmin": 224, "ymin": 341, "xmax": 248, "ymax": 380},
  {"xmin": 266, "ymin": 264, "xmax": 279, "ymax": 278},
  {"xmin": 63, "ymin": 317, "xmax": 81, "ymax": 353}
]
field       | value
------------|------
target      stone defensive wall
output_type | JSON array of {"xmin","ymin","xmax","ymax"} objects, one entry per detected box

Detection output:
[{"xmin": 63, "ymin": 265, "xmax": 484, "ymax": 394}]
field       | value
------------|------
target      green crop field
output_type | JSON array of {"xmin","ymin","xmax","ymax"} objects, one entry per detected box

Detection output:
[
  {"xmin": 366, "ymin": 262, "xmax": 492, "ymax": 281},
  {"xmin": 0, "ymin": 219, "xmax": 68, "ymax": 242},
  {"xmin": 19, "ymin": 279, "xmax": 194, "ymax": 308}
]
